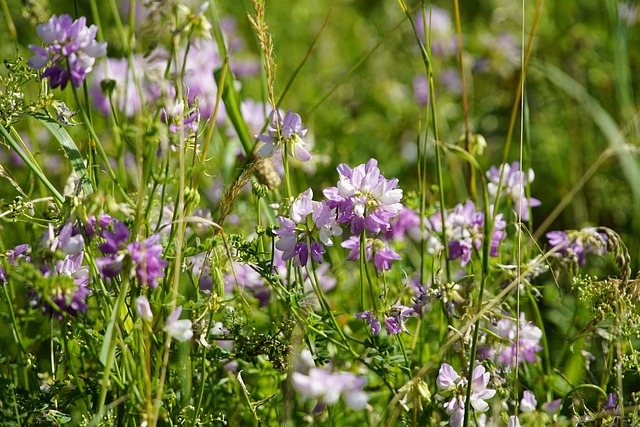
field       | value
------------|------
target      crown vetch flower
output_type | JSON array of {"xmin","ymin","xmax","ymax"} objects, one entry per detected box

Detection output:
[
  {"xmin": 546, "ymin": 228, "xmax": 608, "ymax": 267},
  {"xmin": 164, "ymin": 305, "xmax": 193, "ymax": 342},
  {"xmin": 384, "ymin": 305, "xmax": 414, "ymax": 335},
  {"xmin": 437, "ymin": 363, "xmax": 496, "ymax": 427},
  {"xmin": 257, "ymin": 109, "xmax": 311, "ymax": 162},
  {"xmin": 274, "ymin": 189, "xmax": 342, "ymax": 267},
  {"xmin": 354, "ymin": 310, "xmax": 381, "ymax": 336},
  {"xmin": 127, "ymin": 234, "xmax": 168, "ymax": 289},
  {"xmin": 324, "ymin": 159, "xmax": 403, "ymax": 235},
  {"xmin": 341, "ymin": 235, "xmax": 402, "ymax": 271},
  {"xmin": 292, "ymin": 367, "xmax": 368, "ymax": 410},
  {"xmin": 28, "ymin": 14, "xmax": 107, "ymax": 89},
  {"xmin": 492, "ymin": 314, "xmax": 543, "ymax": 367},
  {"xmin": 428, "ymin": 201, "xmax": 506, "ymax": 266},
  {"xmin": 486, "ymin": 162, "xmax": 541, "ymax": 222}
]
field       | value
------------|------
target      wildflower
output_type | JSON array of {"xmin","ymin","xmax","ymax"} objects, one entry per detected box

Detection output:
[
  {"xmin": 486, "ymin": 162, "xmax": 540, "ymax": 222},
  {"xmin": 384, "ymin": 305, "xmax": 414, "ymax": 335},
  {"xmin": 386, "ymin": 207, "xmax": 421, "ymax": 242},
  {"xmin": 274, "ymin": 189, "xmax": 342, "ymax": 266},
  {"xmin": 619, "ymin": 2, "xmax": 638, "ymax": 26},
  {"xmin": 414, "ymin": 6, "xmax": 457, "ymax": 58},
  {"xmin": 546, "ymin": 228, "xmax": 608, "ymax": 267},
  {"xmin": 324, "ymin": 159, "xmax": 403, "ymax": 235},
  {"xmin": 28, "ymin": 14, "xmax": 107, "ymax": 89},
  {"xmin": 354, "ymin": 310, "xmax": 381, "ymax": 336},
  {"xmin": 164, "ymin": 306, "xmax": 193, "ymax": 342},
  {"xmin": 428, "ymin": 201, "xmax": 506, "ymax": 266},
  {"xmin": 604, "ymin": 392, "xmax": 618, "ymax": 411},
  {"xmin": 508, "ymin": 416, "xmax": 521, "ymax": 427},
  {"xmin": 341, "ymin": 235, "xmax": 402, "ymax": 271},
  {"xmin": 492, "ymin": 314, "xmax": 543, "ymax": 367},
  {"xmin": 520, "ymin": 390, "xmax": 537, "ymax": 412},
  {"xmin": 257, "ymin": 109, "xmax": 311, "ymax": 162},
  {"xmin": 437, "ymin": 363, "xmax": 496, "ymax": 427},
  {"xmin": 292, "ymin": 367, "xmax": 368, "ymax": 410},
  {"xmin": 91, "ymin": 53, "xmax": 170, "ymax": 117},
  {"xmin": 224, "ymin": 261, "xmax": 270, "ymax": 306},
  {"xmin": 0, "ymin": 244, "xmax": 31, "ymax": 285},
  {"xmin": 127, "ymin": 234, "xmax": 168, "ymax": 288},
  {"xmin": 136, "ymin": 295, "xmax": 153, "ymax": 322}
]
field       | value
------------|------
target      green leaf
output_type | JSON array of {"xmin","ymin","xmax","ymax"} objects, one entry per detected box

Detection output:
[{"xmin": 31, "ymin": 112, "xmax": 94, "ymax": 196}]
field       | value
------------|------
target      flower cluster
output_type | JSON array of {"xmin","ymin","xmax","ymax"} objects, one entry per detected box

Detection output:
[
  {"xmin": 292, "ymin": 350, "xmax": 368, "ymax": 410},
  {"xmin": 94, "ymin": 215, "xmax": 168, "ymax": 288},
  {"xmin": 28, "ymin": 14, "xmax": 107, "ymax": 89},
  {"xmin": 341, "ymin": 235, "xmax": 402, "ymax": 271},
  {"xmin": 355, "ymin": 305, "xmax": 414, "ymax": 336},
  {"xmin": 274, "ymin": 189, "xmax": 342, "ymax": 267},
  {"xmin": 490, "ymin": 314, "xmax": 543, "ymax": 367},
  {"xmin": 428, "ymin": 201, "xmax": 506, "ymax": 266},
  {"xmin": 437, "ymin": 364, "xmax": 496, "ymax": 427},
  {"xmin": 257, "ymin": 109, "xmax": 312, "ymax": 162},
  {"xmin": 486, "ymin": 162, "xmax": 540, "ymax": 222},
  {"xmin": 324, "ymin": 159, "xmax": 403, "ymax": 235},
  {"xmin": 546, "ymin": 228, "xmax": 608, "ymax": 266},
  {"xmin": 24, "ymin": 223, "xmax": 91, "ymax": 319}
]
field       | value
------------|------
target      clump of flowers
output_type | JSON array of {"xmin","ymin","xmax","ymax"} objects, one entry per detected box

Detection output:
[
  {"xmin": 274, "ymin": 189, "xmax": 342, "ymax": 267},
  {"xmin": 437, "ymin": 363, "xmax": 496, "ymax": 427},
  {"xmin": 257, "ymin": 109, "xmax": 312, "ymax": 162},
  {"xmin": 28, "ymin": 14, "xmax": 107, "ymax": 89},
  {"xmin": 490, "ymin": 314, "xmax": 543, "ymax": 367},
  {"xmin": 291, "ymin": 350, "xmax": 368, "ymax": 410},
  {"xmin": 94, "ymin": 215, "xmax": 168, "ymax": 288},
  {"xmin": 341, "ymin": 235, "xmax": 402, "ymax": 271},
  {"xmin": 546, "ymin": 227, "xmax": 608, "ymax": 267},
  {"xmin": 486, "ymin": 162, "xmax": 540, "ymax": 222},
  {"xmin": 324, "ymin": 158, "xmax": 403, "ymax": 235},
  {"xmin": 355, "ymin": 305, "xmax": 414, "ymax": 336},
  {"xmin": 428, "ymin": 201, "xmax": 506, "ymax": 266}
]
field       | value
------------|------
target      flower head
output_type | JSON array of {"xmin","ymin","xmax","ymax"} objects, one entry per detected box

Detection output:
[
  {"xmin": 164, "ymin": 305, "xmax": 193, "ymax": 342},
  {"xmin": 257, "ymin": 109, "xmax": 311, "ymax": 162},
  {"xmin": 324, "ymin": 159, "xmax": 403, "ymax": 235},
  {"xmin": 486, "ymin": 162, "xmax": 540, "ymax": 222},
  {"xmin": 28, "ymin": 14, "xmax": 107, "ymax": 89},
  {"xmin": 292, "ymin": 366, "xmax": 368, "ymax": 410},
  {"xmin": 437, "ymin": 363, "xmax": 496, "ymax": 427},
  {"xmin": 546, "ymin": 228, "xmax": 608, "ymax": 267},
  {"xmin": 127, "ymin": 234, "xmax": 168, "ymax": 288}
]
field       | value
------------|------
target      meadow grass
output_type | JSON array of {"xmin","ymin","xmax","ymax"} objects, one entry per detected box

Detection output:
[{"xmin": 0, "ymin": 1, "xmax": 639, "ymax": 426}]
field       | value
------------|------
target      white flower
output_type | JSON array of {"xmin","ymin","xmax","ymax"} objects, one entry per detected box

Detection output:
[{"xmin": 164, "ymin": 306, "xmax": 193, "ymax": 342}]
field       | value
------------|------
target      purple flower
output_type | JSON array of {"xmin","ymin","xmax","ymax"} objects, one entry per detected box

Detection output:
[
  {"xmin": 136, "ymin": 295, "xmax": 153, "ymax": 321},
  {"xmin": 274, "ymin": 189, "xmax": 342, "ymax": 266},
  {"xmin": 224, "ymin": 261, "xmax": 270, "ymax": 306},
  {"xmin": 324, "ymin": 159, "xmax": 403, "ymax": 235},
  {"xmin": 520, "ymin": 390, "xmax": 537, "ymax": 413},
  {"xmin": 604, "ymin": 392, "xmax": 618, "ymax": 411},
  {"xmin": 292, "ymin": 367, "xmax": 368, "ymax": 410},
  {"xmin": 340, "ymin": 236, "xmax": 402, "ymax": 272},
  {"xmin": 437, "ymin": 364, "xmax": 496, "ymax": 427},
  {"xmin": 414, "ymin": 6, "xmax": 457, "ymax": 57},
  {"xmin": 508, "ymin": 416, "xmax": 521, "ymax": 427},
  {"xmin": 127, "ymin": 234, "xmax": 168, "ymax": 288},
  {"xmin": 257, "ymin": 109, "xmax": 311, "ymax": 162},
  {"xmin": 486, "ymin": 162, "xmax": 540, "ymax": 222},
  {"xmin": 98, "ymin": 218, "xmax": 130, "ymax": 255},
  {"xmin": 386, "ymin": 207, "xmax": 422, "ymax": 242},
  {"xmin": 546, "ymin": 228, "xmax": 608, "ymax": 267},
  {"xmin": 384, "ymin": 305, "xmax": 414, "ymax": 335},
  {"xmin": 492, "ymin": 314, "xmax": 542, "ymax": 367},
  {"xmin": 91, "ymin": 53, "xmax": 170, "ymax": 117},
  {"xmin": 428, "ymin": 201, "xmax": 506, "ymax": 266},
  {"xmin": 28, "ymin": 14, "xmax": 107, "ymax": 89},
  {"xmin": 0, "ymin": 244, "xmax": 31, "ymax": 284},
  {"xmin": 354, "ymin": 310, "xmax": 381, "ymax": 336}
]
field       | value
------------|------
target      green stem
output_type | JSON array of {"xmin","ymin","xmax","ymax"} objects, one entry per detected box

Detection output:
[
  {"xmin": 0, "ymin": 125, "xmax": 63, "ymax": 204},
  {"xmin": 97, "ymin": 277, "xmax": 131, "ymax": 420},
  {"xmin": 69, "ymin": 85, "xmax": 134, "ymax": 205}
]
